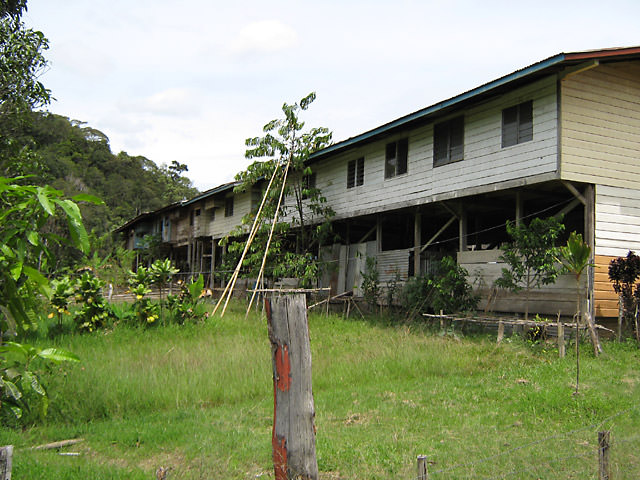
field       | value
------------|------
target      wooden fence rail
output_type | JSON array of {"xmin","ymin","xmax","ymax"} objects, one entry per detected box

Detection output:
[{"xmin": 417, "ymin": 430, "xmax": 613, "ymax": 479}]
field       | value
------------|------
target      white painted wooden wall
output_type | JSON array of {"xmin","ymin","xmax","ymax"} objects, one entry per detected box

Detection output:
[{"xmin": 311, "ymin": 77, "xmax": 558, "ymax": 221}]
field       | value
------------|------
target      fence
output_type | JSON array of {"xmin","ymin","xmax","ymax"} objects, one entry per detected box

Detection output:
[{"xmin": 412, "ymin": 405, "xmax": 639, "ymax": 479}]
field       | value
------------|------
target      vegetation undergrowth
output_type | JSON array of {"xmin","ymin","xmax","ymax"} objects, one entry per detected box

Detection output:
[{"xmin": 1, "ymin": 301, "xmax": 638, "ymax": 479}]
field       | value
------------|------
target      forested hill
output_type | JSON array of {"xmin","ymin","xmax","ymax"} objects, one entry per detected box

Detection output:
[{"xmin": 22, "ymin": 112, "xmax": 199, "ymax": 236}]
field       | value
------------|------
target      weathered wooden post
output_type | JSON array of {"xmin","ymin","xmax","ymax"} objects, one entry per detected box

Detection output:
[
  {"xmin": 557, "ymin": 320, "xmax": 565, "ymax": 358},
  {"xmin": 0, "ymin": 445, "xmax": 13, "ymax": 480},
  {"xmin": 266, "ymin": 294, "xmax": 318, "ymax": 480},
  {"xmin": 417, "ymin": 455, "xmax": 428, "ymax": 480},
  {"xmin": 497, "ymin": 320, "xmax": 504, "ymax": 344},
  {"xmin": 598, "ymin": 430, "xmax": 610, "ymax": 480}
]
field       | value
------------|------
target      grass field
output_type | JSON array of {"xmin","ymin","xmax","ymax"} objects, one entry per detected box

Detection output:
[{"xmin": 1, "ymin": 301, "xmax": 639, "ymax": 479}]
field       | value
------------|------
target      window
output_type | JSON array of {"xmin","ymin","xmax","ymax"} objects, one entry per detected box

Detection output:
[
  {"xmin": 224, "ymin": 196, "xmax": 234, "ymax": 217},
  {"xmin": 347, "ymin": 157, "xmax": 364, "ymax": 188},
  {"xmin": 502, "ymin": 100, "xmax": 533, "ymax": 147},
  {"xmin": 251, "ymin": 188, "xmax": 263, "ymax": 211},
  {"xmin": 384, "ymin": 139, "xmax": 408, "ymax": 178},
  {"xmin": 301, "ymin": 172, "xmax": 316, "ymax": 199},
  {"xmin": 190, "ymin": 208, "xmax": 201, "ymax": 226},
  {"xmin": 433, "ymin": 116, "xmax": 464, "ymax": 167}
]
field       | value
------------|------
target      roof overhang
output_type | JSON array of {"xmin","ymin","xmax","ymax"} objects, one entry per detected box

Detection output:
[{"xmin": 309, "ymin": 46, "xmax": 640, "ymax": 163}]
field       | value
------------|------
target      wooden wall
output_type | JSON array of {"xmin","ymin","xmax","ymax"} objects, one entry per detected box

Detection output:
[
  {"xmin": 208, "ymin": 190, "xmax": 252, "ymax": 239},
  {"xmin": 560, "ymin": 61, "xmax": 640, "ymax": 188},
  {"xmin": 313, "ymin": 77, "xmax": 558, "ymax": 221},
  {"xmin": 459, "ymin": 250, "xmax": 583, "ymax": 318},
  {"xmin": 595, "ymin": 185, "xmax": 640, "ymax": 257},
  {"xmin": 378, "ymin": 249, "xmax": 410, "ymax": 284},
  {"xmin": 594, "ymin": 254, "xmax": 619, "ymax": 318}
]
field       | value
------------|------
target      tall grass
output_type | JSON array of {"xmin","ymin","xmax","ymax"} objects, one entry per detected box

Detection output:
[{"xmin": 2, "ymin": 302, "xmax": 639, "ymax": 479}]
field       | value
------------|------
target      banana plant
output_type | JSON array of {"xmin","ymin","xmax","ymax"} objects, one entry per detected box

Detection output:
[{"xmin": 150, "ymin": 259, "xmax": 179, "ymax": 323}]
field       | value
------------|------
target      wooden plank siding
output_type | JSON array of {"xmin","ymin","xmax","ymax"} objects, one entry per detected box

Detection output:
[
  {"xmin": 377, "ymin": 249, "xmax": 410, "ymax": 284},
  {"xmin": 560, "ymin": 61, "xmax": 640, "ymax": 189},
  {"xmin": 459, "ymin": 250, "xmax": 583, "ymax": 317},
  {"xmin": 594, "ymin": 254, "xmax": 619, "ymax": 318},
  {"xmin": 560, "ymin": 61, "xmax": 640, "ymax": 318},
  {"xmin": 595, "ymin": 185, "xmax": 640, "ymax": 257},
  {"xmin": 312, "ymin": 77, "xmax": 559, "ymax": 221},
  {"xmin": 208, "ymin": 190, "xmax": 252, "ymax": 239}
]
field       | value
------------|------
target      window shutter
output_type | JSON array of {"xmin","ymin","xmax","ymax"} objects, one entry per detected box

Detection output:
[
  {"xmin": 433, "ymin": 122, "xmax": 448, "ymax": 164},
  {"xmin": 518, "ymin": 100, "xmax": 533, "ymax": 143},
  {"xmin": 347, "ymin": 160, "xmax": 356, "ymax": 188},
  {"xmin": 356, "ymin": 157, "xmax": 365, "ymax": 186},
  {"xmin": 450, "ymin": 117, "xmax": 464, "ymax": 162},
  {"xmin": 397, "ymin": 138, "xmax": 408, "ymax": 175},
  {"xmin": 385, "ymin": 142, "xmax": 397, "ymax": 178}
]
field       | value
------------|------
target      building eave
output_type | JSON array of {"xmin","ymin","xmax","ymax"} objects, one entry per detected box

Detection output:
[{"xmin": 309, "ymin": 46, "xmax": 640, "ymax": 162}]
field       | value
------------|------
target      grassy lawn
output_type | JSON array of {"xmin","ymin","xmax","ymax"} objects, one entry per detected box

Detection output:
[{"xmin": 1, "ymin": 302, "xmax": 639, "ymax": 479}]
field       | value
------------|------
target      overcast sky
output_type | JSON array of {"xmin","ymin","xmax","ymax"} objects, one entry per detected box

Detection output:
[{"xmin": 24, "ymin": 0, "xmax": 640, "ymax": 191}]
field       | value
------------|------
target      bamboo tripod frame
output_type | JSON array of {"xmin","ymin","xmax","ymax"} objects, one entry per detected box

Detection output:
[{"xmin": 212, "ymin": 159, "xmax": 292, "ymax": 317}]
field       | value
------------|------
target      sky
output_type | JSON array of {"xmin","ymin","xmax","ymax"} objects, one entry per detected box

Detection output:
[{"xmin": 23, "ymin": 0, "xmax": 640, "ymax": 192}]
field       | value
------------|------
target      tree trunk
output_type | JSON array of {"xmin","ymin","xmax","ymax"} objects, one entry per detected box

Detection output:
[
  {"xmin": 584, "ymin": 310, "xmax": 602, "ymax": 356},
  {"xmin": 265, "ymin": 294, "xmax": 318, "ymax": 480}
]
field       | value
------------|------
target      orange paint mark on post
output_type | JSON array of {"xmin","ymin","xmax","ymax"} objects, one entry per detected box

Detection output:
[
  {"xmin": 272, "ymin": 433, "xmax": 288, "ymax": 480},
  {"xmin": 275, "ymin": 344, "xmax": 291, "ymax": 392}
]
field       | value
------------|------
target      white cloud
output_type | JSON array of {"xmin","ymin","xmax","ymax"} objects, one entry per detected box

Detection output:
[
  {"xmin": 120, "ymin": 88, "xmax": 201, "ymax": 117},
  {"xmin": 231, "ymin": 20, "xmax": 298, "ymax": 54}
]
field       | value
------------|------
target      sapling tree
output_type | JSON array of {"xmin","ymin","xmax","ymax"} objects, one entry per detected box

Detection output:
[
  {"xmin": 495, "ymin": 217, "xmax": 565, "ymax": 320},
  {"xmin": 557, "ymin": 232, "xmax": 597, "ymax": 394},
  {"xmin": 361, "ymin": 256, "xmax": 380, "ymax": 311},
  {"xmin": 225, "ymin": 92, "xmax": 334, "ymax": 287}
]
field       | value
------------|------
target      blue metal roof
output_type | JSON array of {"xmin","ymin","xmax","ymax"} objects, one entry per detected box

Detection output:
[
  {"xmin": 309, "ymin": 53, "xmax": 568, "ymax": 160},
  {"xmin": 182, "ymin": 181, "xmax": 238, "ymax": 206}
]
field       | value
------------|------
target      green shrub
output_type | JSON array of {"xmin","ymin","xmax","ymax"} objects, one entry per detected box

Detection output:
[
  {"xmin": 400, "ymin": 256, "xmax": 478, "ymax": 316},
  {"xmin": 361, "ymin": 256, "xmax": 380, "ymax": 310},
  {"xmin": 167, "ymin": 275, "xmax": 208, "ymax": 324},
  {"xmin": 0, "ymin": 341, "xmax": 79, "ymax": 425},
  {"xmin": 73, "ymin": 272, "xmax": 112, "ymax": 333}
]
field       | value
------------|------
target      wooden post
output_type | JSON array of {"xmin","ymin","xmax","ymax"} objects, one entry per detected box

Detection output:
[
  {"xmin": 414, "ymin": 210, "xmax": 422, "ymax": 277},
  {"xmin": 265, "ymin": 295, "xmax": 318, "ymax": 480},
  {"xmin": 515, "ymin": 192, "xmax": 523, "ymax": 227},
  {"xmin": 598, "ymin": 430, "xmax": 610, "ymax": 480},
  {"xmin": 0, "ymin": 445, "xmax": 12, "ymax": 480},
  {"xmin": 417, "ymin": 455, "xmax": 428, "ymax": 480},
  {"xmin": 458, "ymin": 208, "xmax": 467, "ymax": 253},
  {"xmin": 557, "ymin": 320, "xmax": 565, "ymax": 358},
  {"xmin": 497, "ymin": 321, "xmax": 504, "ymax": 344},
  {"xmin": 617, "ymin": 295, "xmax": 623, "ymax": 342}
]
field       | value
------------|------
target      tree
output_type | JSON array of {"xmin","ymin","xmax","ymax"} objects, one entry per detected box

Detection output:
[
  {"xmin": 608, "ymin": 251, "xmax": 640, "ymax": 340},
  {"xmin": 0, "ymin": 179, "xmax": 100, "ymax": 335},
  {"xmin": 0, "ymin": 1, "xmax": 50, "ymax": 175},
  {"xmin": 557, "ymin": 232, "xmax": 599, "ymax": 393},
  {"xmin": 495, "ymin": 217, "xmax": 565, "ymax": 320},
  {"xmin": 0, "ymin": 0, "xmax": 99, "ymax": 424},
  {"xmin": 225, "ymin": 92, "xmax": 334, "ymax": 287}
]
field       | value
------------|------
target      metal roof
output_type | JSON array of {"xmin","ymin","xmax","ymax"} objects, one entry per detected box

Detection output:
[
  {"xmin": 309, "ymin": 46, "xmax": 640, "ymax": 161},
  {"xmin": 117, "ymin": 46, "xmax": 640, "ymax": 232}
]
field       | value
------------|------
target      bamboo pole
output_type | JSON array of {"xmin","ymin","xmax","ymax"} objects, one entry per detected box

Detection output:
[
  {"xmin": 245, "ymin": 160, "xmax": 292, "ymax": 317},
  {"xmin": 212, "ymin": 164, "xmax": 279, "ymax": 316}
]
